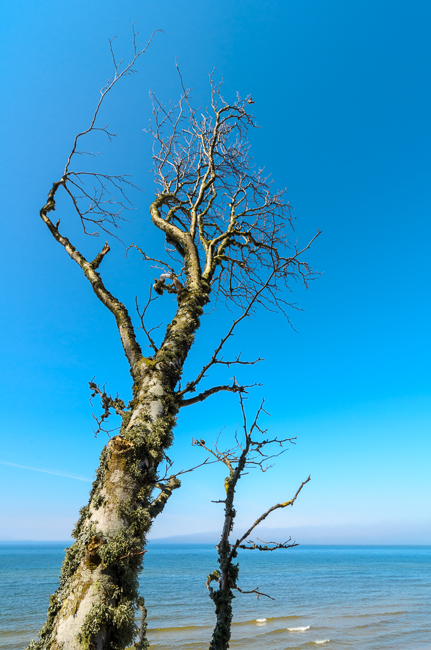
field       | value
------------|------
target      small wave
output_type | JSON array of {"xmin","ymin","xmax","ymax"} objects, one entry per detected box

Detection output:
[
  {"xmin": 256, "ymin": 618, "xmax": 267, "ymax": 623},
  {"xmin": 314, "ymin": 640, "xmax": 330, "ymax": 645},
  {"xmin": 287, "ymin": 625, "xmax": 311, "ymax": 632},
  {"xmin": 151, "ymin": 624, "xmax": 209, "ymax": 633},
  {"xmin": 232, "ymin": 615, "xmax": 300, "ymax": 627},
  {"xmin": 353, "ymin": 622, "xmax": 383, "ymax": 630},
  {"xmin": 341, "ymin": 610, "xmax": 408, "ymax": 619}
]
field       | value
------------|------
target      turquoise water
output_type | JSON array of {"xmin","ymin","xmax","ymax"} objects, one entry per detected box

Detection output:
[{"xmin": 1, "ymin": 543, "xmax": 430, "ymax": 649}]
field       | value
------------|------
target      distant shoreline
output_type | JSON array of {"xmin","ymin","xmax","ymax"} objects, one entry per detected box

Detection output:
[
  {"xmin": 3, "ymin": 522, "xmax": 430, "ymax": 546},
  {"xmin": 1, "ymin": 540, "xmax": 430, "ymax": 547}
]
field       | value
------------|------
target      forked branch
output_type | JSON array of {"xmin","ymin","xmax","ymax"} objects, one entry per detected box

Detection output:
[
  {"xmin": 229, "ymin": 476, "xmax": 311, "ymax": 560},
  {"xmin": 65, "ymin": 26, "xmax": 160, "ymax": 175},
  {"xmin": 179, "ymin": 382, "xmax": 256, "ymax": 408},
  {"xmin": 234, "ymin": 586, "xmax": 275, "ymax": 600}
]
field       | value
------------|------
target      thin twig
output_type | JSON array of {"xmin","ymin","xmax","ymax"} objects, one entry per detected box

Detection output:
[{"xmin": 119, "ymin": 549, "xmax": 148, "ymax": 560}]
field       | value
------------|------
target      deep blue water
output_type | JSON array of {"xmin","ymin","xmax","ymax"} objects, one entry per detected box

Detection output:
[{"xmin": 1, "ymin": 543, "xmax": 430, "ymax": 649}]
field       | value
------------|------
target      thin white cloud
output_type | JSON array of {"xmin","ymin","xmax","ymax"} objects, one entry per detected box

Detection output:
[{"xmin": 0, "ymin": 460, "xmax": 91, "ymax": 482}]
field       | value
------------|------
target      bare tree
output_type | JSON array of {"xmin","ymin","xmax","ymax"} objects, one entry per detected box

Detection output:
[
  {"xmin": 28, "ymin": 30, "xmax": 319, "ymax": 650},
  {"xmin": 194, "ymin": 394, "xmax": 310, "ymax": 650}
]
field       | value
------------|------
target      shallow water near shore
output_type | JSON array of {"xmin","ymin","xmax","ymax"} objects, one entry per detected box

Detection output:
[{"xmin": 1, "ymin": 543, "xmax": 430, "ymax": 649}]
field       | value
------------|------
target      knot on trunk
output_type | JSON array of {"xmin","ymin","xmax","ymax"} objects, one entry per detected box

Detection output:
[
  {"xmin": 109, "ymin": 436, "xmax": 134, "ymax": 455},
  {"xmin": 85, "ymin": 535, "xmax": 105, "ymax": 570}
]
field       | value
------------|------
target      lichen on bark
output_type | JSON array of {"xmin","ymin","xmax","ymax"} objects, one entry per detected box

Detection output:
[{"xmin": 27, "ymin": 280, "xmax": 210, "ymax": 650}]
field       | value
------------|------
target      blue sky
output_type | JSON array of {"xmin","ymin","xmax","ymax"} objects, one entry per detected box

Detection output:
[{"xmin": 1, "ymin": 0, "xmax": 430, "ymax": 543}]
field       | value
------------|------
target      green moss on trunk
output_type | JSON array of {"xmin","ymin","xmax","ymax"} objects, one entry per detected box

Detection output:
[{"xmin": 27, "ymin": 287, "xmax": 211, "ymax": 650}]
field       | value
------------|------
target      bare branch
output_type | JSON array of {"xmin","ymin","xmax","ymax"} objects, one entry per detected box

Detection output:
[
  {"xmin": 178, "ymin": 248, "xmax": 317, "ymax": 397},
  {"xmin": 149, "ymin": 456, "xmax": 214, "ymax": 519},
  {"xmin": 62, "ymin": 173, "xmax": 135, "ymax": 239},
  {"xmin": 40, "ymin": 186, "xmax": 144, "ymax": 374},
  {"xmin": 212, "ymin": 354, "xmax": 264, "ymax": 367},
  {"xmin": 126, "ymin": 243, "xmax": 177, "ymax": 276},
  {"xmin": 135, "ymin": 290, "xmax": 160, "ymax": 354},
  {"xmin": 229, "ymin": 476, "xmax": 311, "ymax": 560},
  {"xmin": 40, "ymin": 29, "xmax": 162, "ymax": 240},
  {"xmin": 119, "ymin": 549, "xmax": 148, "ymax": 561},
  {"xmin": 89, "ymin": 380, "xmax": 126, "ymax": 437},
  {"xmin": 64, "ymin": 27, "xmax": 161, "ymax": 176},
  {"xmin": 235, "ymin": 537, "xmax": 298, "ymax": 552},
  {"xmin": 156, "ymin": 457, "xmax": 214, "ymax": 483},
  {"xmin": 178, "ymin": 382, "xmax": 252, "ymax": 407},
  {"xmin": 234, "ymin": 586, "xmax": 275, "ymax": 600},
  {"xmin": 148, "ymin": 475, "xmax": 181, "ymax": 519},
  {"xmin": 90, "ymin": 241, "xmax": 111, "ymax": 269}
]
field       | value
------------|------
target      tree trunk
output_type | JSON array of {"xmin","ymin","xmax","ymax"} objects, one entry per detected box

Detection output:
[
  {"xmin": 208, "ymin": 551, "xmax": 235, "ymax": 650},
  {"xmin": 208, "ymin": 473, "xmax": 239, "ymax": 650},
  {"xmin": 27, "ymin": 288, "xmax": 208, "ymax": 650}
]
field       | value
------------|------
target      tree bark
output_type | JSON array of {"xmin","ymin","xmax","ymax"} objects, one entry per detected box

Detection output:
[
  {"xmin": 208, "ymin": 470, "xmax": 238, "ymax": 650},
  {"xmin": 208, "ymin": 543, "xmax": 236, "ymax": 650},
  {"xmin": 27, "ymin": 286, "xmax": 209, "ymax": 650}
]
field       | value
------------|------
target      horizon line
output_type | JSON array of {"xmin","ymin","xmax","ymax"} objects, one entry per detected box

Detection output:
[{"xmin": 0, "ymin": 540, "xmax": 430, "ymax": 547}]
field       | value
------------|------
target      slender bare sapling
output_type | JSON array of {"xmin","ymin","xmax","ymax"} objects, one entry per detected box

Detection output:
[{"xmin": 194, "ymin": 394, "xmax": 310, "ymax": 650}]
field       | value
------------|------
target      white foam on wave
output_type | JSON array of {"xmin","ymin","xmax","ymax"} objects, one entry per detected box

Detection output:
[
  {"xmin": 314, "ymin": 640, "xmax": 330, "ymax": 645},
  {"xmin": 256, "ymin": 618, "xmax": 267, "ymax": 623},
  {"xmin": 287, "ymin": 625, "xmax": 310, "ymax": 632}
]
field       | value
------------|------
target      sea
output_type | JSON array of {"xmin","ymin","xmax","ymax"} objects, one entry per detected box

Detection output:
[{"xmin": 0, "ymin": 543, "xmax": 430, "ymax": 650}]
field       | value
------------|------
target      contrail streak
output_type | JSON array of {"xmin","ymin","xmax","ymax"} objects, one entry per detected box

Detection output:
[{"xmin": 0, "ymin": 460, "xmax": 91, "ymax": 482}]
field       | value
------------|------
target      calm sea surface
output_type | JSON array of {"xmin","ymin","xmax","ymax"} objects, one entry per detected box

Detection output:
[{"xmin": 0, "ymin": 543, "xmax": 430, "ymax": 650}]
